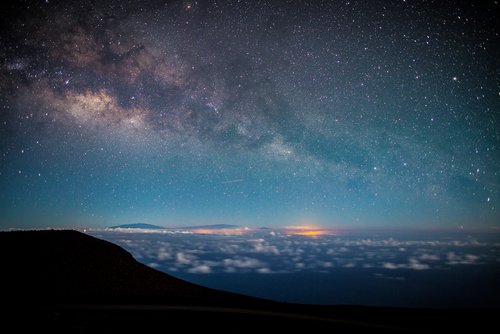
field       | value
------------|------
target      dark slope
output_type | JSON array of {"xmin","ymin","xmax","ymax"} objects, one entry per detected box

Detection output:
[
  {"xmin": 0, "ymin": 229, "xmax": 254, "ymax": 305},
  {"xmin": 0, "ymin": 230, "xmax": 495, "ymax": 332}
]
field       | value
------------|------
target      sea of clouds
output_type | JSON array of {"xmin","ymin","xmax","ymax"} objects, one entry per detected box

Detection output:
[
  {"xmin": 87, "ymin": 229, "xmax": 500, "ymax": 307},
  {"xmin": 88, "ymin": 229, "xmax": 499, "ymax": 274}
]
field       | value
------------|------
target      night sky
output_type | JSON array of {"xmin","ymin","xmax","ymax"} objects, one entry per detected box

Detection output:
[{"xmin": 1, "ymin": 0, "xmax": 499, "ymax": 230}]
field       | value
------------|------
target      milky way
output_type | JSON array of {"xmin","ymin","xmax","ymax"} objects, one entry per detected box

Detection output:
[{"xmin": 1, "ymin": 0, "xmax": 499, "ymax": 229}]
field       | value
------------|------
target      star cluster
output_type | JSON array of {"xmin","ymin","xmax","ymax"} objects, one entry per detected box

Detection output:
[{"xmin": 1, "ymin": 0, "xmax": 499, "ymax": 229}]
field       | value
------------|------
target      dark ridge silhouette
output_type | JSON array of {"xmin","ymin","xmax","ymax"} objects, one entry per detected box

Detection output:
[
  {"xmin": 0, "ymin": 230, "xmax": 494, "ymax": 332},
  {"xmin": 1, "ymin": 229, "xmax": 251, "ymax": 305}
]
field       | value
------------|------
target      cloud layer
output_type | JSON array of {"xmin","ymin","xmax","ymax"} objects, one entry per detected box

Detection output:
[{"xmin": 89, "ymin": 230, "xmax": 500, "ymax": 275}]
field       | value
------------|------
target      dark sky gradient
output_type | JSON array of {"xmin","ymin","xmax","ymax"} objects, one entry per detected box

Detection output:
[{"xmin": 1, "ymin": 0, "xmax": 499, "ymax": 230}]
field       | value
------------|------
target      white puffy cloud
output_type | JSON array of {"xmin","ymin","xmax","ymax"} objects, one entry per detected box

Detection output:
[
  {"xmin": 223, "ymin": 257, "xmax": 267, "ymax": 268},
  {"xmin": 188, "ymin": 265, "xmax": 212, "ymax": 273},
  {"xmin": 381, "ymin": 262, "xmax": 400, "ymax": 269},
  {"xmin": 157, "ymin": 247, "xmax": 172, "ymax": 261},
  {"xmin": 463, "ymin": 254, "xmax": 480, "ymax": 264},
  {"xmin": 147, "ymin": 262, "xmax": 160, "ymax": 268},
  {"xmin": 447, "ymin": 252, "xmax": 480, "ymax": 265},
  {"xmin": 247, "ymin": 239, "xmax": 280, "ymax": 255},
  {"xmin": 217, "ymin": 243, "xmax": 241, "ymax": 254},
  {"xmin": 419, "ymin": 253, "xmax": 440, "ymax": 261},
  {"xmin": 318, "ymin": 261, "xmax": 333, "ymax": 268},
  {"xmin": 381, "ymin": 259, "xmax": 429, "ymax": 270},
  {"xmin": 407, "ymin": 258, "xmax": 430, "ymax": 270},
  {"xmin": 176, "ymin": 252, "xmax": 197, "ymax": 265},
  {"xmin": 447, "ymin": 252, "xmax": 461, "ymax": 262}
]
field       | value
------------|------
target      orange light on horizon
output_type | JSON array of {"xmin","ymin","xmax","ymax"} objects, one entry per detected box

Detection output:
[
  {"xmin": 190, "ymin": 228, "xmax": 246, "ymax": 235},
  {"xmin": 282, "ymin": 226, "xmax": 334, "ymax": 237},
  {"xmin": 293, "ymin": 231, "xmax": 330, "ymax": 236}
]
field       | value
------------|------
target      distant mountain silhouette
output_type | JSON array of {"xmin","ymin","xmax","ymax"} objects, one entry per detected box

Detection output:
[
  {"xmin": 108, "ymin": 223, "xmax": 240, "ymax": 230},
  {"xmin": 109, "ymin": 223, "xmax": 166, "ymax": 229}
]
